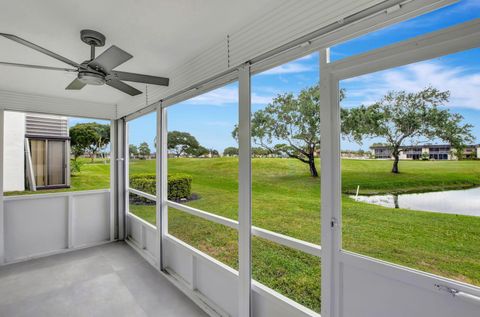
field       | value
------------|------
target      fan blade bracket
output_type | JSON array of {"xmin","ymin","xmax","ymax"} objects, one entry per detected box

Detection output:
[
  {"xmin": 65, "ymin": 78, "xmax": 86, "ymax": 90},
  {"xmin": 106, "ymin": 79, "xmax": 142, "ymax": 96},
  {"xmin": 110, "ymin": 71, "xmax": 169, "ymax": 86},
  {"xmin": 88, "ymin": 45, "xmax": 132, "ymax": 72}
]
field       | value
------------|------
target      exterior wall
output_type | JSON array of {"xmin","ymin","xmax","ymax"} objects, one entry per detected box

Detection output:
[{"xmin": 3, "ymin": 111, "xmax": 25, "ymax": 191}]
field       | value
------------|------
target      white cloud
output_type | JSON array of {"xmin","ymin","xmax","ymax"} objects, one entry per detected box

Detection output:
[
  {"xmin": 342, "ymin": 60, "xmax": 480, "ymax": 110},
  {"xmin": 184, "ymin": 86, "xmax": 272, "ymax": 106},
  {"xmin": 261, "ymin": 62, "xmax": 312, "ymax": 75}
]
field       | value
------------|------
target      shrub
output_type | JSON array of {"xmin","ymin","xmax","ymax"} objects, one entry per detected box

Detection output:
[
  {"xmin": 70, "ymin": 159, "xmax": 83, "ymax": 175},
  {"xmin": 129, "ymin": 173, "xmax": 192, "ymax": 201}
]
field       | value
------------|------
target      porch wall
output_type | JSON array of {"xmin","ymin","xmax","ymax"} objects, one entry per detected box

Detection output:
[{"xmin": 2, "ymin": 189, "xmax": 112, "ymax": 263}]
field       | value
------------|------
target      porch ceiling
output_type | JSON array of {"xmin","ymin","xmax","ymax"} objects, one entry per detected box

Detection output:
[{"xmin": 0, "ymin": 0, "xmax": 279, "ymax": 105}]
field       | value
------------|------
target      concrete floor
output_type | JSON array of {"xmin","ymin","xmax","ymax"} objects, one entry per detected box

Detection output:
[{"xmin": 0, "ymin": 242, "xmax": 207, "ymax": 317}]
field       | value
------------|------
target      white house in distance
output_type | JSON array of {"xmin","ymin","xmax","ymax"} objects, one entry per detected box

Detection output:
[{"xmin": 3, "ymin": 111, "xmax": 70, "ymax": 192}]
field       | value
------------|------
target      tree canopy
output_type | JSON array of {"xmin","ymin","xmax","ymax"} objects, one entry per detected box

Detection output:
[
  {"xmin": 233, "ymin": 84, "xmax": 323, "ymax": 176},
  {"xmin": 70, "ymin": 122, "xmax": 110, "ymax": 161},
  {"xmin": 223, "ymin": 146, "xmax": 239, "ymax": 157},
  {"xmin": 342, "ymin": 87, "xmax": 474, "ymax": 173},
  {"xmin": 167, "ymin": 131, "xmax": 200, "ymax": 157},
  {"xmin": 138, "ymin": 142, "xmax": 151, "ymax": 159},
  {"xmin": 129, "ymin": 144, "xmax": 139, "ymax": 158}
]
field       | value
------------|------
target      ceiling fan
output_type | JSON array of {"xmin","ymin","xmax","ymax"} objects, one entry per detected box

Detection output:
[{"xmin": 0, "ymin": 29, "xmax": 169, "ymax": 96}]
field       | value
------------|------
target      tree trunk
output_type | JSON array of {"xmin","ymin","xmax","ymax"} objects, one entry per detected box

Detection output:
[
  {"xmin": 391, "ymin": 151, "xmax": 400, "ymax": 173},
  {"xmin": 308, "ymin": 154, "xmax": 319, "ymax": 177}
]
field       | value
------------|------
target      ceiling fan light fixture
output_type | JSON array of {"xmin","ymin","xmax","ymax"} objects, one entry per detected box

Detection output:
[{"xmin": 78, "ymin": 71, "xmax": 105, "ymax": 85}]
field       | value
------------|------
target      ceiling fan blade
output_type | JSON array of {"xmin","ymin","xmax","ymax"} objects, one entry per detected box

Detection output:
[
  {"xmin": 0, "ymin": 33, "xmax": 80, "ymax": 68},
  {"xmin": 88, "ymin": 45, "xmax": 132, "ymax": 72},
  {"xmin": 0, "ymin": 61, "xmax": 77, "ymax": 72},
  {"xmin": 106, "ymin": 79, "xmax": 142, "ymax": 96},
  {"xmin": 65, "ymin": 78, "xmax": 86, "ymax": 90},
  {"xmin": 110, "ymin": 71, "xmax": 169, "ymax": 86}
]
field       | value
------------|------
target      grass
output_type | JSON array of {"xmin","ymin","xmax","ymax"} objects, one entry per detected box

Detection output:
[
  {"xmin": 7, "ymin": 157, "xmax": 480, "ymax": 311},
  {"xmin": 5, "ymin": 158, "xmax": 111, "ymax": 196},
  {"xmin": 127, "ymin": 157, "xmax": 480, "ymax": 312}
]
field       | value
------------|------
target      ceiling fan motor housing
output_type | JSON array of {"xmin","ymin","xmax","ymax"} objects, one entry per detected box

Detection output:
[{"xmin": 78, "ymin": 71, "xmax": 106, "ymax": 85}]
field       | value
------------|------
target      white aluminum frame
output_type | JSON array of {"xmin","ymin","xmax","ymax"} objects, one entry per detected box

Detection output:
[
  {"xmin": 323, "ymin": 18, "xmax": 480, "ymax": 317},
  {"xmin": 120, "ymin": 6, "xmax": 480, "ymax": 317},
  {"xmin": 238, "ymin": 64, "xmax": 252, "ymax": 317},
  {"xmin": 0, "ymin": 110, "xmax": 4, "ymax": 265}
]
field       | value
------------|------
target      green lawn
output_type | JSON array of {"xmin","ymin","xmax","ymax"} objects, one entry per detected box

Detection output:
[
  {"xmin": 128, "ymin": 158, "xmax": 480, "ymax": 312},
  {"xmin": 5, "ymin": 158, "xmax": 111, "ymax": 196},
  {"xmin": 7, "ymin": 157, "xmax": 480, "ymax": 312}
]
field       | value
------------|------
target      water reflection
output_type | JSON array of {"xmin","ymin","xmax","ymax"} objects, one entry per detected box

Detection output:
[{"xmin": 352, "ymin": 187, "xmax": 480, "ymax": 217}]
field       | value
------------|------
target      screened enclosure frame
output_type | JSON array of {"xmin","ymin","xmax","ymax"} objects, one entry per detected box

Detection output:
[
  {"xmin": 112, "ymin": 3, "xmax": 480, "ymax": 317},
  {"xmin": 320, "ymin": 18, "xmax": 480, "ymax": 317}
]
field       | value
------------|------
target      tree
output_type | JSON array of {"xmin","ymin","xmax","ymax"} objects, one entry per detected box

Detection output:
[
  {"xmin": 138, "ymin": 142, "xmax": 151, "ymax": 159},
  {"xmin": 168, "ymin": 131, "xmax": 200, "ymax": 157},
  {"xmin": 223, "ymin": 147, "xmax": 238, "ymax": 157},
  {"xmin": 193, "ymin": 145, "xmax": 209, "ymax": 157},
  {"xmin": 70, "ymin": 122, "xmax": 110, "ymax": 162},
  {"xmin": 233, "ymin": 84, "xmax": 325, "ymax": 177},
  {"xmin": 210, "ymin": 149, "xmax": 220, "ymax": 157},
  {"xmin": 252, "ymin": 147, "xmax": 269, "ymax": 157},
  {"xmin": 342, "ymin": 87, "xmax": 474, "ymax": 173},
  {"xmin": 129, "ymin": 144, "xmax": 138, "ymax": 158}
]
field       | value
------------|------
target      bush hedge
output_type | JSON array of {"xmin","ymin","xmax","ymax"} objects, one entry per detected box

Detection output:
[{"xmin": 129, "ymin": 173, "xmax": 192, "ymax": 202}]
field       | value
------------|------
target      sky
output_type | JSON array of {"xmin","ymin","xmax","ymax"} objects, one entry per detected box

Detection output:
[{"xmin": 79, "ymin": 0, "xmax": 480, "ymax": 153}]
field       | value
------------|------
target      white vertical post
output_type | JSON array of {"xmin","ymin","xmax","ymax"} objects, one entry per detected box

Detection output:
[
  {"xmin": 238, "ymin": 64, "xmax": 252, "ymax": 317},
  {"xmin": 157, "ymin": 104, "xmax": 168, "ymax": 270},
  {"xmin": 116, "ymin": 119, "xmax": 127, "ymax": 240},
  {"xmin": 109, "ymin": 120, "xmax": 116, "ymax": 241},
  {"xmin": 320, "ymin": 48, "xmax": 342, "ymax": 317},
  {"xmin": 0, "ymin": 110, "xmax": 4, "ymax": 264},
  {"xmin": 67, "ymin": 194, "xmax": 74, "ymax": 248}
]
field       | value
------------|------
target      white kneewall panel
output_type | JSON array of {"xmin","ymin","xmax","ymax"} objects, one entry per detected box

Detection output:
[
  {"xmin": 159, "ymin": 234, "xmax": 319, "ymax": 317},
  {"xmin": 72, "ymin": 192, "xmax": 110, "ymax": 246},
  {"xmin": 3, "ymin": 111, "xmax": 25, "ymax": 192},
  {"xmin": 4, "ymin": 196, "xmax": 67, "ymax": 261},
  {"xmin": 3, "ymin": 190, "xmax": 112, "ymax": 263},
  {"xmin": 340, "ymin": 254, "xmax": 480, "ymax": 317}
]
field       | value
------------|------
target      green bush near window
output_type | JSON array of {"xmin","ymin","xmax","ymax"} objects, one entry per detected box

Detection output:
[{"xmin": 129, "ymin": 173, "xmax": 192, "ymax": 201}]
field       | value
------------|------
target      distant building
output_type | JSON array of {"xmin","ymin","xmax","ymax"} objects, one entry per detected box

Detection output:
[
  {"xmin": 370, "ymin": 144, "xmax": 480, "ymax": 160},
  {"xmin": 3, "ymin": 111, "xmax": 70, "ymax": 192}
]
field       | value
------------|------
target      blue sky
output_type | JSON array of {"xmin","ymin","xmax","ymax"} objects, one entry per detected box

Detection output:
[{"xmin": 80, "ymin": 0, "xmax": 480, "ymax": 153}]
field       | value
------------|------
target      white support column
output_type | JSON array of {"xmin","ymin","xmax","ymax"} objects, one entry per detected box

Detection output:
[
  {"xmin": 320, "ymin": 48, "xmax": 342, "ymax": 317},
  {"xmin": 67, "ymin": 194, "xmax": 74, "ymax": 248},
  {"xmin": 0, "ymin": 110, "xmax": 4, "ymax": 264},
  {"xmin": 157, "ymin": 104, "xmax": 168, "ymax": 270},
  {"xmin": 115, "ymin": 119, "xmax": 127, "ymax": 240},
  {"xmin": 109, "ymin": 120, "xmax": 116, "ymax": 241},
  {"xmin": 238, "ymin": 64, "xmax": 252, "ymax": 317}
]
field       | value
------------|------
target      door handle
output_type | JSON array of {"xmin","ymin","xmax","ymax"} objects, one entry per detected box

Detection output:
[{"xmin": 435, "ymin": 284, "xmax": 480, "ymax": 305}]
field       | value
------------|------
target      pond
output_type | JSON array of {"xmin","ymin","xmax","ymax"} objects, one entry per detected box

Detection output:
[{"xmin": 352, "ymin": 187, "xmax": 480, "ymax": 217}]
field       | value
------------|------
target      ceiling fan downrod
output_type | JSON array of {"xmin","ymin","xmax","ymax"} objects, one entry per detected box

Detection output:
[{"xmin": 80, "ymin": 29, "xmax": 106, "ymax": 61}]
